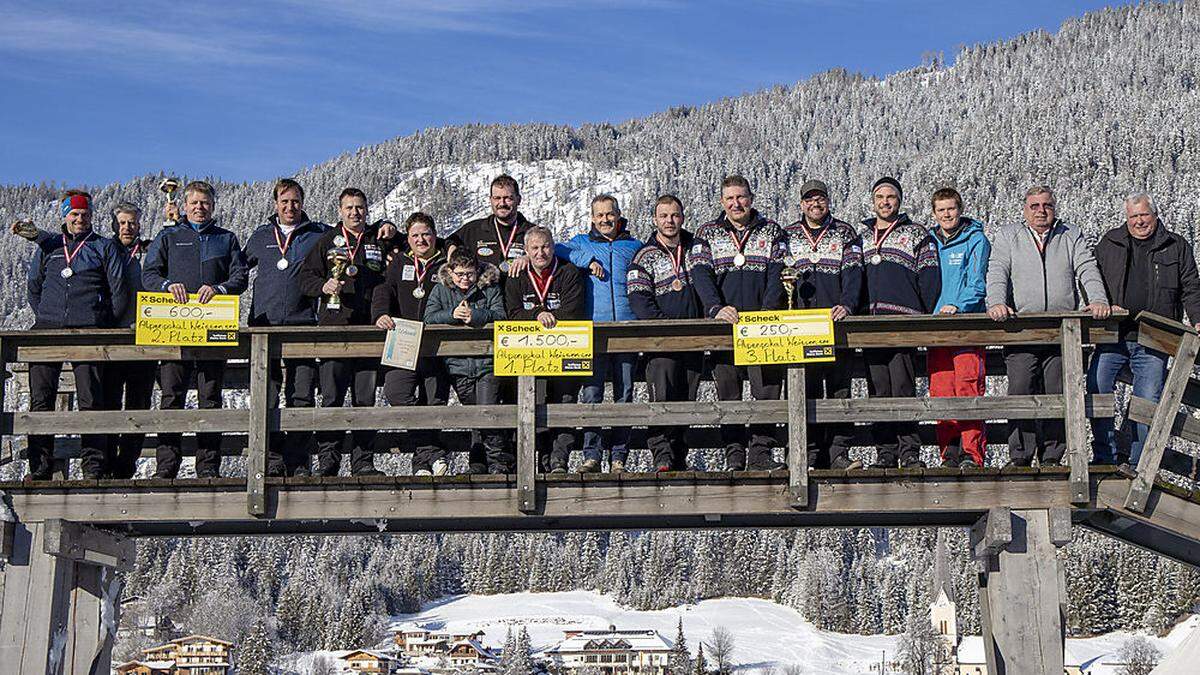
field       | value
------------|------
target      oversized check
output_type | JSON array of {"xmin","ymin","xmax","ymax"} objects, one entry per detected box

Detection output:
[
  {"xmin": 733, "ymin": 309, "xmax": 835, "ymax": 365},
  {"xmin": 135, "ymin": 292, "xmax": 240, "ymax": 346},
  {"xmin": 493, "ymin": 321, "xmax": 593, "ymax": 376}
]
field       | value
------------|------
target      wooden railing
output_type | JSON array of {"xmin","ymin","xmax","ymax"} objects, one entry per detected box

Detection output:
[{"xmin": 0, "ymin": 312, "xmax": 1123, "ymax": 517}]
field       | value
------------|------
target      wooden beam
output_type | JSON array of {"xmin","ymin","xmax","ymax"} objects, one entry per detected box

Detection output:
[
  {"xmin": 0, "ymin": 473, "xmax": 1084, "ymax": 535},
  {"xmin": 1126, "ymin": 332, "xmax": 1200, "ymax": 513},
  {"xmin": 1094, "ymin": 476, "xmax": 1200, "ymax": 565},
  {"xmin": 41, "ymin": 519, "xmax": 135, "ymax": 572},
  {"xmin": 787, "ymin": 367, "xmax": 808, "ymax": 507},
  {"xmin": 246, "ymin": 333, "xmax": 270, "ymax": 517},
  {"xmin": 1061, "ymin": 318, "xmax": 1090, "ymax": 504},
  {"xmin": 516, "ymin": 376, "xmax": 537, "ymax": 514},
  {"xmin": 970, "ymin": 507, "xmax": 1013, "ymax": 561},
  {"xmin": 977, "ymin": 509, "xmax": 1067, "ymax": 675}
]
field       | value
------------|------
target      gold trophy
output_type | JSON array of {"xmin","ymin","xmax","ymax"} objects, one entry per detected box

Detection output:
[
  {"xmin": 159, "ymin": 177, "xmax": 181, "ymax": 227},
  {"xmin": 326, "ymin": 249, "xmax": 349, "ymax": 310},
  {"xmin": 781, "ymin": 258, "xmax": 799, "ymax": 310}
]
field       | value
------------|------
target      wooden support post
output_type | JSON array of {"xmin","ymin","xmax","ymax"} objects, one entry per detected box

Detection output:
[
  {"xmin": 1060, "ymin": 318, "xmax": 1089, "ymax": 504},
  {"xmin": 517, "ymin": 375, "xmax": 537, "ymax": 514},
  {"xmin": 1125, "ymin": 331, "xmax": 1200, "ymax": 513},
  {"xmin": 974, "ymin": 508, "xmax": 1067, "ymax": 675},
  {"xmin": 247, "ymin": 333, "xmax": 271, "ymax": 517},
  {"xmin": 786, "ymin": 367, "xmax": 808, "ymax": 507},
  {"xmin": 0, "ymin": 520, "xmax": 127, "ymax": 674}
]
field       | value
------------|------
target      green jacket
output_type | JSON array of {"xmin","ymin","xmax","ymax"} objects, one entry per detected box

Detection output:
[{"xmin": 424, "ymin": 262, "xmax": 505, "ymax": 378}]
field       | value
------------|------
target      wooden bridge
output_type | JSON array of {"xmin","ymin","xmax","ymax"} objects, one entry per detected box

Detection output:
[{"xmin": 1, "ymin": 311, "xmax": 1199, "ymax": 674}]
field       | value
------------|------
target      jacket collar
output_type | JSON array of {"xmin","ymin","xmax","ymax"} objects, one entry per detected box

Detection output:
[
  {"xmin": 647, "ymin": 229, "xmax": 695, "ymax": 253},
  {"xmin": 268, "ymin": 212, "xmax": 317, "ymax": 232},
  {"xmin": 862, "ymin": 213, "xmax": 912, "ymax": 229},
  {"xmin": 931, "ymin": 217, "xmax": 983, "ymax": 246}
]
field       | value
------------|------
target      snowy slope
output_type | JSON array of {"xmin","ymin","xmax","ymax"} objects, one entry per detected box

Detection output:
[
  {"xmin": 370, "ymin": 159, "xmax": 652, "ymax": 242},
  {"xmin": 382, "ymin": 591, "xmax": 1197, "ymax": 674}
]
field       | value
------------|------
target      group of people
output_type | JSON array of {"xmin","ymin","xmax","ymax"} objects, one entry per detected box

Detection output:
[{"xmin": 20, "ymin": 173, "xmax": 1200, "ymax": 480}]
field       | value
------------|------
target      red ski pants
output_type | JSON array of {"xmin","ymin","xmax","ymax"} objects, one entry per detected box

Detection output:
[{"xmin": 927, "ymin": 346, "xmax": 986, "ymax": 465}]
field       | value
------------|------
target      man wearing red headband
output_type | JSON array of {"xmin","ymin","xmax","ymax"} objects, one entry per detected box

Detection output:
[{"xmin": 25, "ymin": 190, "xmax": 131, "ymax": 480}]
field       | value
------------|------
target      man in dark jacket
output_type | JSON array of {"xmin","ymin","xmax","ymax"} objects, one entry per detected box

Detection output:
[
  {"xmin": 299, "ymin": 188, "xmax": 389, "ymax": 476},
  {"xmin": 695, "ymin": 175, "xmax": 789, "ymax": 471},
  {"xmin": 242, "ymin": 179, "xmax": 330, "ymax": 476},
  {"xmin": 1090, "ymin": 193, "xmax": 1200, "ymax": 466},
  {"xmin": 505, "ymin": 226, "xmax": 586, "ymax": 473},
  {"xmin": 142, "ymin": 180, "xmax": 248, "ymax": 478},
  {"xmin": 26, "ymin": 190, "xmax": 130, "ymax": 479},
  {"xmin": 627, "ymin": 195, "xmax": 721, "ymax": 471},
  {"xmin": 861, "ymin": 177, "xmax": 941, "ymax": 469},
  {"xmin": 372, "ymin": 212, "xmax": 449, "ymax": 475},
  {"xmin": 102, "ymin": 202, "xmax": 155, "ymax": 478},
  {"xmin": 448, "ymin": 174, "xmax": 536, "ymax": 277},
  {"xmin": 783, "ymin": 179, "xmax": 863, "ymax": 470}
]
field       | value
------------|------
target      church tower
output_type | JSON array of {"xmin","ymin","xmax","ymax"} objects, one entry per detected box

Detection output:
[{"xmin": 929, "ymin": 529, "xmax": 958, "ymax": 661}]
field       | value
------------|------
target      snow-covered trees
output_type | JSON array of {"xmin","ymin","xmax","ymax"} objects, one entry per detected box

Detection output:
[
  {"xmin": 1118, "ymin": 636, "xmax": 1161, "ymax": 675},
  {"xmin": 238, "ymin": 616, "xmax": 272, "ymax": 675},
  {"xmin": 707, "ymin": 627, "xmax": 735, "ymax": 675},
  {"xmin": 669, "ymin": 618, "xmax": 691, "ymax": 675}
]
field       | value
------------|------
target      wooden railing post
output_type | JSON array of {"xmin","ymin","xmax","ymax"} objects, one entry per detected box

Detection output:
[
  {"xmin": 1126, "ymin": 331, "xmax": 1200, "ymax": 513},
  {"xmin": 247, "ymin": 334, "xmax": 271, "ymax": 517},
  {"xmin": 1060, "ymin": 318, "xmax": 1090, "ymax": 503},
  {"xmin": 786, "ymin": 367, "xmax": 808, "ymax": 507},
  {"xmin": 516, "ymin": 375, "xmax": 537, "ymax": 514}
]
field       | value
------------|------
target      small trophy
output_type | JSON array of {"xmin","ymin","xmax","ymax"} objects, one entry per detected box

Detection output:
[
  {"xmin": 781, "ymin": 259, "xmax": 799, "ymax": 310},
  {"xmin": 159, "ymin": 177, "xmax": 181, "ymax": 227},
  {"xmin": 11, "ymin": 218, "xmax": 39, "ymax": 241},
  {"xmin": 326, "ymin": 250, "xmax": 349, "ymax": 310}
]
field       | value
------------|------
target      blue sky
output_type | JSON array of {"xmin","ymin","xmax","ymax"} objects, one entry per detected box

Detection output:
[{"xmin": 0, "ymin": 0, "xmax": 1123, "ymax": 186}]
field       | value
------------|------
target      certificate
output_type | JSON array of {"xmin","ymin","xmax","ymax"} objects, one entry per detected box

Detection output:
[{"xmin": 381, "ymin": 318, "xmax": 424, "ymax": 370}]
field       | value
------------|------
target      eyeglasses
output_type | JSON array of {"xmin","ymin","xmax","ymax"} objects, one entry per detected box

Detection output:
[
  {"xmin": 450, "ymin": 269, "xmax": 478, "ymax": 278},
  {"xmin": 802, "ymin": 196, "xmax": 828, "ymax": 205}
]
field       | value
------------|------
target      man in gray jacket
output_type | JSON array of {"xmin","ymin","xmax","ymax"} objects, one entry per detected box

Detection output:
[{"xmin": 986, "ymin": 185, "xmax": 1110, "ymax": 466}]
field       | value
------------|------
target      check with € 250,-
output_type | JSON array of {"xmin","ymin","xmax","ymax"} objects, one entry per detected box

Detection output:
[
  {"xmin": 493, "ymin": 321, "xmax": 593, "ymax": 376},
  {"xmin": 733, "ymin": 309, "xmax": 835, "ymax": 365},
  {"xmin": 135, "ymin": 292, "xmax": 240, "ymax": 346}
]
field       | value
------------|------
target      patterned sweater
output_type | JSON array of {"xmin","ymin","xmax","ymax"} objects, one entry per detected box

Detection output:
[
  {"xmin": 782, "ymin": 214, "xmax": 863, "ymax": 311},
  {"xmin": 626, "ymin": 230, "xmax": 721, "ymax": 319},
  {"xmin": 860, "ymin": 214, "xmax": 941, "ymax": 315},
  {"xmin": 694, "ymin": 210, "xmax": 789, "ymax": 315}
]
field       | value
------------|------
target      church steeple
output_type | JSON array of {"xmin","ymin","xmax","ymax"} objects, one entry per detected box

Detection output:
[{"xmin": 929, "ymin": 529, "xmax": 959, "ymax": 660}]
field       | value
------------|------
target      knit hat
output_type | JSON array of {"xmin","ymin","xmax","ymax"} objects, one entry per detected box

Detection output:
[{"xmin": 871, "ymin": 176, "xmax": 903, "ymax": 203}]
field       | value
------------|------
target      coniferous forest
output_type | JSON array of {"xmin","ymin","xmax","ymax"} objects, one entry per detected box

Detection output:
[{"xmin": 3, "ymin": 0, "xmax": 1200, "ymax": 660}]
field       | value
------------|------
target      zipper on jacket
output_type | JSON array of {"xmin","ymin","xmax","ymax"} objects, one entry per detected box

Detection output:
[{"xmin": 608, "ymin": 243, "xmax": 616, "ymax": 318}]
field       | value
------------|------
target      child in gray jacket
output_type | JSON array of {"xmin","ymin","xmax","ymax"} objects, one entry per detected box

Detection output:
[{"xmin": 424, "ymin": 252, "xmax": 511, "ymax": 473}]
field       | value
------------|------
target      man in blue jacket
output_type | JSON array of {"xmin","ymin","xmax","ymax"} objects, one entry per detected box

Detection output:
[
  {"xmin": 242, "ymin": 179, "xmax": 329, "ymax": 477},
  {"xmin": 927, "ymin": 188, "xmax": 990, "ymax": 468},
  {"xmin": 26, "ymin": 190, "xmax": 130, "ymax": 479},
  {"xmin": 142, "ymin": 180, "xmax": 248, "ymax": 478},
  {"xmin": 556, "ymin": 194, "xmax": 643, "ymax": 472}
]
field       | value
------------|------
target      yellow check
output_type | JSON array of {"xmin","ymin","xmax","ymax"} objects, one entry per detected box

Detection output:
[
  {"xmin": 135, "ymin": 292, "xmax": 240, "ymax": 346},
  {"xmin": 494, "ymin": 321, "xmax": 593, "ymax": 376},
  {"xmin": 733, "ymin": 309, "xmax": 835, "ymax": 366}
]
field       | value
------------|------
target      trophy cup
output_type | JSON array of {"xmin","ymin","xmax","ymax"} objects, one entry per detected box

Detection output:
[
  {"xmin": 159, "ymin": 177, "xmax": 181, "ymax": 227},
  {"xmin": 781, "ymin": 259, "xmax": 799, "ymax": 310},
  {"xmin": 326, "ymin": 249, "xmax": 349, "ymax": 310},
  {"xmin": 11, "ymin": 217, "xmax": 39, "ymax": 241}
]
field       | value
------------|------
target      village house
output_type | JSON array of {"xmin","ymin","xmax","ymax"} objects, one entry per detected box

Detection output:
[
  {"xmin": 446, "ymin": 639, "xmax": 498, "ymax": 667},
  {"xmin": 114, "ymin": 634, "xmax": 235, "ymax": 674},
  {"xmin": 340, "ymin": 649, "xmax": 401, "ymax": 674},
  {"xmin": 541, "ymin": 626, "xmax": 673, "ymax": 674},
  {"xmin": 393, "ymin": 626, "xmax": 486, "ymax": 657}
]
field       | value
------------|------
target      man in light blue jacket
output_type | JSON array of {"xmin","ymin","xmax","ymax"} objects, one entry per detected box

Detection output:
[
  {"xmin": 556, "ymin": 194, "xmax": 642, "ymax": 472},
  {"xmin": 928, "ymin": 188, "xmax": 990, "ymax": 468}
]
